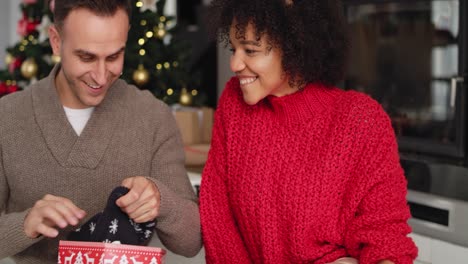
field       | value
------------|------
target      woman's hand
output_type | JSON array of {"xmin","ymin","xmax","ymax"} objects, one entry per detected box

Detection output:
[{"xmin": 327, "ymin": 257, "xmax": 358, "ymax": 264}]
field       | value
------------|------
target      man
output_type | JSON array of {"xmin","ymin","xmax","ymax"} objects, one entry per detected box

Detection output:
[{"xmin": 0, "ymin": 0, "xmax": 202, "ymax": 263}]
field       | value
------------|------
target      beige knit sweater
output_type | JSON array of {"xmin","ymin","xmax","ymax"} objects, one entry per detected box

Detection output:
[{"xmin": 0, "ymin": 66, "xmax": 202, "ymax": 263}]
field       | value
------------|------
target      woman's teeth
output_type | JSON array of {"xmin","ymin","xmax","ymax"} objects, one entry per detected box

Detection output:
[{"xmin": 240, "ymin": 77, "xmax": 257, "ymax": 85}]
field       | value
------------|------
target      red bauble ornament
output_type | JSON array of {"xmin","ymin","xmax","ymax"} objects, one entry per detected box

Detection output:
[
  {"xmin": 9, "ymin": 58, "xmax": 23, "ymax": 74},
  {"xmin": 0, "ymin": 82, "xmax": 8, "ymax": 96},
  {"xmin": 7, "ymin": 84, "xmax": 19, "ymax": 94},
  {"xmin": 17, "ymin": 17, "xmax": 39, "ymax": 36}
]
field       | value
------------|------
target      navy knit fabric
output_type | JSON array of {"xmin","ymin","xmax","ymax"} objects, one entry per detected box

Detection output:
[{"xmin": 67, "ymin": 186, "xmax": 155, "ymax": 245}]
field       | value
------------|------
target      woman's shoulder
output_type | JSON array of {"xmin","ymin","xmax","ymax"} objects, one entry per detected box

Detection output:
[
  {"xmin": 333, "ymin": 89, "xmax": 393, "ymax": 135},
  {"xmin": 217, "ymin": 77, "xmax": 245, "ymax": 110},
  {"xmin": 337, "ymin": 89, "xmax": 388, "ymax": 118}
]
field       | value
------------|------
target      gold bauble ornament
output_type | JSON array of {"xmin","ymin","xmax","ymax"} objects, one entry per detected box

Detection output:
[
  {"xmin": 132, "ymin": 64, "xmax": 149, "ymax": 86},
  {"xmin": 20, "ymin": 58, "xmax": 38, "ymax": 79},
  {"xmin": 5, "ymin": 53, "xmax": 13, "ymax": 65},
  {"xmin": 51, "ymin": 54, "xmax": 61, "ymax": 64},
  {"xmin": 179, "ymin": 88, "xmax": 193, "ymax": 106}
]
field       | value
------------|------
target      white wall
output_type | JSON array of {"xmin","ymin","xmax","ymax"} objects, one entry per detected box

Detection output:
[
  {"xmin": 217, "ymin": 44, "xmax": 232, "ymax": 100},
  {"xmin": 0, "ymin": 1, "xmax": 9, "ymax": 68},
  {"xmin": 0, "ymin": 0, "xmax": 21, "ymax": 68}
]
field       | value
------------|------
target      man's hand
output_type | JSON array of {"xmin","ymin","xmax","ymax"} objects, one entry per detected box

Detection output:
[
  {"xmin": 24, "ymin": 194, "xmax": 86, "ymax": 238},
  {"xmin": 117, "ymin": 176, "xmax": 160, "ymax": 223}
]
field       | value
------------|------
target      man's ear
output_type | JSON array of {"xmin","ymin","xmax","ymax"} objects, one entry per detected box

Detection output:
[{"xmin": 48, "ymin": 25, "xmax": 61, "ymax": 56}]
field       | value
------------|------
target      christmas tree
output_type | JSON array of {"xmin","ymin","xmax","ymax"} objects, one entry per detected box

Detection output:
[
  {"xmin": 0, "ymin": 0, "xmax": 203, "ymax": 106},
  {"xmin": 0, "ymin": 0, "xmax": 54, "ymax": 98},
  {"xmin": 124, "ymin": 0, "xmax": 203, "ymax": 105}
]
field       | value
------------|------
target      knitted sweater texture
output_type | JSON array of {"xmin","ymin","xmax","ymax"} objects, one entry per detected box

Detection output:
[
  {"xmin": 200, "ymin": 77, "xmax": 417, "ymax": 264},
  {"xmin": 0, "ymin": 66, "xmax": 201, "ymax": 263}
]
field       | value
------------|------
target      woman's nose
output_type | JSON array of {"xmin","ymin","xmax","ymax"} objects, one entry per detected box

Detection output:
[{"xmin": 230, "ymin": 52, "xmax": 245, "ymax": 73}]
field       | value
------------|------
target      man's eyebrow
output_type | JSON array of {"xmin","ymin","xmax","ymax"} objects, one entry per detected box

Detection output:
[
  {"xmin": 107, "ymin": 47, "xmax": 126, "ymax": 57},
  {"xmin": 73, "ymin": 47, "xmax": 126, "ymax": 57},
  {"xmin": 73, "ymin": 49, "xmax": 95, "ymax": 57}
]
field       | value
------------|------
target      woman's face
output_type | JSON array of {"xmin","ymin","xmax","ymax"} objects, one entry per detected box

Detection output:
[{"xmin": 229, "ymin": 22, "xmax": 296, "ymax": 105}]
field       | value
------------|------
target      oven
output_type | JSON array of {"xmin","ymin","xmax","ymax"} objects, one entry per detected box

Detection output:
[{"xmin": 342, "ymin": 0, "xmax": 468, "ymax": 246}]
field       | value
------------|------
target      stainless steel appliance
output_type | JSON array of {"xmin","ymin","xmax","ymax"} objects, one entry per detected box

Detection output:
[
  {"xmin": 343, "ymin": 0, "xmax": 468, "ymax": 246},
  {"xmin": 404, "ymin": 160, "xmax": 468, "ymax": 246}
]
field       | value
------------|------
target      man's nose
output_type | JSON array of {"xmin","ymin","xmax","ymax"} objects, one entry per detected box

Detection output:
[{"xmin": 91, "ymin": 61, "xmax": 108, "ymax": 86}]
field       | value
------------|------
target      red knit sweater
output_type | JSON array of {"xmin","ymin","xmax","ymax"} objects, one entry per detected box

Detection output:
[{"xmin": 200, "ymin": 77, "xmax": 418, "ymax": 264}]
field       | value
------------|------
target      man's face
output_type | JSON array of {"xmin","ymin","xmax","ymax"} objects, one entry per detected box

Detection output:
[{"xmin": 49, "ymin": 8, "xmax": 129, "ymax": 109}]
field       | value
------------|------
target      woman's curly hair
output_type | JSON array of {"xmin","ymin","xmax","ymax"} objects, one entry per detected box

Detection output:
[{"xmin": 208, "ymin": 0, "xmax": 350, "ymax": 88}]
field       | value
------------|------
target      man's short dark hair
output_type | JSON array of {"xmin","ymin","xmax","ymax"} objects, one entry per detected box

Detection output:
[{"xmin": 53, "ymin": 0, "xmax": 132, "ymax": 31}]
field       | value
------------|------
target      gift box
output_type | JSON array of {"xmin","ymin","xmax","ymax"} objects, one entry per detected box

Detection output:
[
  {"xmin": 58, "ymin": 241, "xmax": 166, "ymax": 264},
  {"xmin": 173, "ymin": 109, "xmax": 201, "ymax": 145},
  {"xmin": 184, "ymin": 143, "xmax": 210, "ymax": 166},
  {"xmin": 173, "ymin": 106, "xmax": 214, "ymax": 145},
  {"xmin": 200, "ymin": 107, "xmax": 213, "ymax": 143}
]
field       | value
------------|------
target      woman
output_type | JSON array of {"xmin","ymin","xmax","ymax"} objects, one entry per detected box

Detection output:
[{"xmin": 199, "ymin": 0, "xmax": 418, "ymax": 263}]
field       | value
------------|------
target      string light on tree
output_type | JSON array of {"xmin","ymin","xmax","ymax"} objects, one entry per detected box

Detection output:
[
  {"xmin": 146, "ymin": 31, "xmax": 154, "ymax": 38},
  {"xmin": 155, "ymin": 23, "xmax": 166, "ymax": 39},
  {"xmin": 133, "ymin": 64, "xmax": 149, "ymax": 86}
]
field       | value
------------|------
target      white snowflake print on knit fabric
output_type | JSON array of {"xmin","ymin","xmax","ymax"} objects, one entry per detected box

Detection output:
[
  {"xmin": 144, "ymin": 229, "xmax": 152, "ymax": 239},
  {"xmin": 129, "ymin": 219, "xmax": 142, "ymax": 232},
  {"xmin": 109, "ymin": 219, "xmax": 119, "ymax": 234},
  {"xmin": 89, "ymin": 222, "xmax": 96, "ymax": 234}
]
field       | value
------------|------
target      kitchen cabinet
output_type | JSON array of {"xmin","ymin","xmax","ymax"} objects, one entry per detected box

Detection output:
[{"xmin": 410, "ymin": 233, "xmax": 468, "ymax": 264}]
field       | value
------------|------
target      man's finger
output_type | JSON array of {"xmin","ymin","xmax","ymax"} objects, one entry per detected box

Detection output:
[
  {"xmin": 36, "ymin": 223, "xmax": 59, "ymax": 238},
  {"xmin": 117, "ymin": 177, "xmax": 148, "ymax": 207},
  {"xmin": 42, "ymin": 194, "xmax": 86, "ymax": 219}
]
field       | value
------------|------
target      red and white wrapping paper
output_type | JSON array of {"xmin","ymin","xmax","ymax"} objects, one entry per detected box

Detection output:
[{"xmin": 58, "ymin": 240, "xmax": 166, "ymax": 264}]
